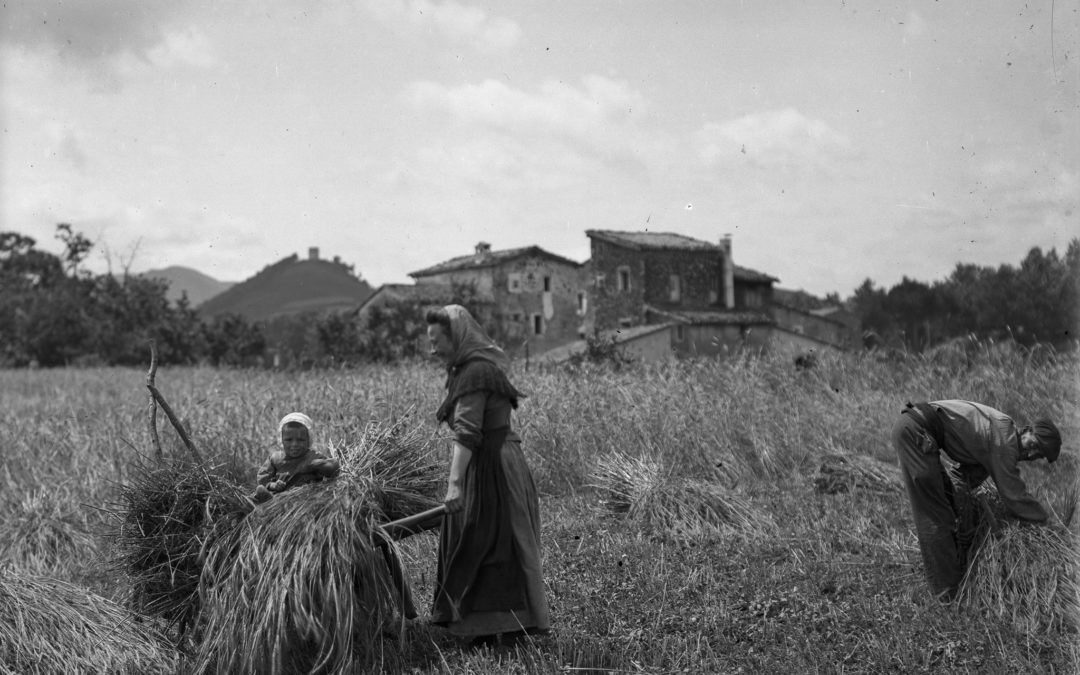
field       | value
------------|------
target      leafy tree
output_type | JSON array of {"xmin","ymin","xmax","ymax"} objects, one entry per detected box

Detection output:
[
  {"xmin": 850, "ymin": 238, "xmax": 1080, "ymax": 352},
  {"xmin": 202, "ymin": 313, "xmax": 267, "ymax": 367}
]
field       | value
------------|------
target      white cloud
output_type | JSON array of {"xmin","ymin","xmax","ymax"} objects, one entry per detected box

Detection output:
[
  {"xmin": 147, "ymin": 27, "xmax": 217, "ymax": 69},
  {"xmin": 697, "ymin": 108, "xmax": 854, "ymax": 172},
  {"xmin": 408, "ymin": 76, "xmax": 650, "ymax": 156},
  {"xmin": 363, "ymin": 0, "xmax": 520, "ymax": 54}
]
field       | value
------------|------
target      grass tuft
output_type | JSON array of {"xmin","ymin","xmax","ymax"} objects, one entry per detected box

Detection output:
[
  {"xmin": 590, "ymin": 451, "xmax": 775, "ymax": 538},
  {"xmin": 0, "ymin": 567, "xmax": 177, "ymax": 675},
  {"xmin": 813, "ymin": 449, "xmax": 902, "ymax": 495},
  {"xmin": 956, "ymin": 482, "xmax": 1080, "ymax": 636}
]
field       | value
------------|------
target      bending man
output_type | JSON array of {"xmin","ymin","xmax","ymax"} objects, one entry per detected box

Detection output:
[{"xmin": 892, "ymin": 399, "xmax": 1062, "ymax": 601}]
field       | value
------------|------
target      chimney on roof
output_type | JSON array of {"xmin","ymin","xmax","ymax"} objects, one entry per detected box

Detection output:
[
  {"xmin": 309, "ymin": 247, "xmax": 320, "ymax": 261},
  {"xmin": 475, "ymin": 241, "xmax": 492, "ymax": 259},
  {"xmin": 720, "ymin": 234, "xmax": 734, "ymax": 309}
]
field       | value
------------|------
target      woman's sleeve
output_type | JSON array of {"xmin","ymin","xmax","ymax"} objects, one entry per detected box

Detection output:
[{"xmin": 450, "ymin": 390, "xmax": 488, "ymax": 452}]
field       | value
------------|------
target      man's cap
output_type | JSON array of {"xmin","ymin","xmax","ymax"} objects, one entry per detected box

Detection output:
[{"xmin": 1032, "ymin": 418, "xmax": 1062, "ymax": 463}]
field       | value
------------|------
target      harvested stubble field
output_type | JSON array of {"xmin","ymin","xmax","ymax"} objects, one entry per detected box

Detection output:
[{"xmin": 1, "ymin": 341, "xmax": 1077, "ymax": 674}]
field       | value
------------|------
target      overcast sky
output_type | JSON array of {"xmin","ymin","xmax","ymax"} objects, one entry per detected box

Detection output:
[{"xmin": 2, "ymin": 1, "xmax": 1077, "ymax": 297}]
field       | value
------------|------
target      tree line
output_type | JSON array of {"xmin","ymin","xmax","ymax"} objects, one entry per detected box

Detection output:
[
  {"xmin": 2, "ymin": 225, "xmax": 1077, "ymax": 368},
  {"xmin": 0, "ymin": 225, "xmax": 495, "ymax": 368},
  {"xmin": 850, "ymin": 240, "xmax": 1079, "ymax": 352}
]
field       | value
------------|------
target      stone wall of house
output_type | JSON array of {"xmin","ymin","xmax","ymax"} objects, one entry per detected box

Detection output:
[
  {"xmin": 488, "ymin": 255, "xmax": 587, "ymax": 354},
  {"xmin": 638, "ymin": 248, "xmax": 723, "ymax": 310},
  {"xmin": 772, "ymin": 304, "xmax": 857, "ymax": 350},
  {"xmin": 412, "ymin": 255, "xmax": 586, "ymax": 355},
  {"xmin": 676, "ymin": 323, "xmax": 772, "ymax": 357},
  {"xmin": 734, "ymin": 282, "xmax": 774, "ymax": 311},
  {"xmin": 589, "ymin": 238, "xmax": 647, "ymax": 330}
]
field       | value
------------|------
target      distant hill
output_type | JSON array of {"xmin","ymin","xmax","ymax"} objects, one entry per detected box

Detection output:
[
  {"xmin": 197, "ymin": 253, "xmax": 374, "ymax": 321},
  {"xmin": 141, "ymin": 266, "xmax": 236, "ymax": 307}
]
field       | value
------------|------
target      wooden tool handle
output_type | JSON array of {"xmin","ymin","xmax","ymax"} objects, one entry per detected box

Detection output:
[{"xmin": 380, "ymin": 504, "xmax": 448, "ymax": 540}]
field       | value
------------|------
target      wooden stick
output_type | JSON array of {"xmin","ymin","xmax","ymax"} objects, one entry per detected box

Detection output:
[
  {"xmin": 380, "ymin": 504, "xmax": 447, "ymax": 540},
  {"xmin": 146, "ymin": 340, "xmax": 202, "ymax": 463},
  {"xmin": 147, "ymin": 340, "xmax": 162, "ymax": 461}
]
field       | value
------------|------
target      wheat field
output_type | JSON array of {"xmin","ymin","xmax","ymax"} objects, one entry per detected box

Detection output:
[{"xmin": 1, "ymin": 340, "xmax": 1077, "ymax": 674}]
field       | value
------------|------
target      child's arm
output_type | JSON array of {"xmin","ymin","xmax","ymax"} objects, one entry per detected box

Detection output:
[
  {"xmin": 309, "ymin": 453, "xmax": 341, "ymax": 478},
  {"xmin": 256, "ymin": 457, "xmax": 276, "ymax": 487}
]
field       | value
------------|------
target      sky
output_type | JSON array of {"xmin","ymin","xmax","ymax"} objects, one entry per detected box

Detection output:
[{"xmin": 2, "ymin": 0, "xmax": 1077, "ymax": 298}]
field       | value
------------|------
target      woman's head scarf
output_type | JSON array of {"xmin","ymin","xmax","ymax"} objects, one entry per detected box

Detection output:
[
  {"xmin": 442, "ymin": 304, "xmax": 509, "ymax": 371},
  {"xmin": 278, "ymin": 412, "xmax": 314, "ymax": 446}
]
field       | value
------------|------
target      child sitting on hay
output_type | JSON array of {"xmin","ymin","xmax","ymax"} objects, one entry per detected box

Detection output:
[{"xmin": 253, "ymin": 412, "xmax": 340, "ymax": 503}]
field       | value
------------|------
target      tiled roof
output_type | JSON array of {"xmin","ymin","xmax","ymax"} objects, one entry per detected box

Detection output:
[
  {"xmin": 586, "ymin": 229, "xmax": 717, "ymax": 251},
  {"xmin": 644, "ymin": 305, "xmax": 775, "ymax": 326},
  {"xmin": 733, "ymin": 266, "xmax": 778, "ymax": 284},
  {"xmin": 586, "ymin": 230, "xmax": 778, "ymax": 283},
  {"xmin": 410, "ymin": 246, "xmax": 582, "ymax": 277}
]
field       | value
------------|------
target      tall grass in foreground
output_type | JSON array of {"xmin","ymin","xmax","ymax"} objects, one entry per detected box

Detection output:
[
  {"xmin": 0, "ymin": 338, "xmax": 1077, "ymax": 673},
  {"xmin": 0, "ymin": 569, "xmax": 177, "ymax": 674}
]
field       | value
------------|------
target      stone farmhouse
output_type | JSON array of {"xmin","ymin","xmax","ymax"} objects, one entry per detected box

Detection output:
[
  {"xmin": 545, "ymin": 230, "xmax": 859, "ymax": 362},
  {"xmin": 404, "ymin": 242, "xmax": 589, "ymax": 356},
  {"xmin": 358, "ymin": 232, "xmax": 858, "ymax": 363}
]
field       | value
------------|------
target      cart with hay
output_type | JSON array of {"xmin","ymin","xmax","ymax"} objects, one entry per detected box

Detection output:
[{"xmin": 112, "ymin": 345, "xmax": 445, "ymax": 673}]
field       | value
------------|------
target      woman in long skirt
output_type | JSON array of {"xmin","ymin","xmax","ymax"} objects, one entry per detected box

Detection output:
[{"xmin": 424, "ymin": 304, "xmax": 550, "ymax": 647}]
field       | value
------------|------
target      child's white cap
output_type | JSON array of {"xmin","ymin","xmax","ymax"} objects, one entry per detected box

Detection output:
[{"xmin": 278, "ymin": 412, "xmax": 314, "ymax": 434}]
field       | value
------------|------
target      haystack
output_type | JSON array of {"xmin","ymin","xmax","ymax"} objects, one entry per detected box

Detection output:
[
  {"xmin": 813, "ymin": 451, "xmax": 901, "ymax": 495},
  {"xmin": 189, "ymin": 421, "xmax": 442, "ymax": 674},
  {"xmin": 954, "ymin": 480, "xmax": 1080, "ymax": 635},
  {"xmin": 0, "ymin": 568, "xmax": 177, "ymax": 674},
  {"xmin": 112, "ymin": 458, "xmax": 252, "ymax": 637},
  {"xmin": 590, "ymin": 452, "xmax": 775, "ymax": 537},
  {"xmin": 0, "ymin": 487, "xmax": 95, "ymax": 576}
]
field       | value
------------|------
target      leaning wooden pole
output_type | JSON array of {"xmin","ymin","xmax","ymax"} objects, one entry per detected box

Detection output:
[
  {"xmin": 147, "ymin": 341, "xmax": 163, "ymax": 461},
  {"xmin": 146, "ymin": 340, "xmax": 202, "ymax": 463}
]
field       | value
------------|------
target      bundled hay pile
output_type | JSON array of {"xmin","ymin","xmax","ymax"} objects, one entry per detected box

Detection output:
[
  {"xmin": 0, "ymin": 567, "xmax": 177, "ymax": 674},
  {"xmin": 191, "ymin": 419, "xmax": 443, "ymax": 674},
  {"xmin": 112, "ymin": 413, "xmax": 442, "ymax": 674},
  {"xmin": 813, "ymin": 451, "xmax": 901, "ymax": 495},
  {"xmin": 954, "ymin": 479, "xmax": 1080, "ymax": 635},
  {"xmin": 590, "ymin": 452, "xmax": 775, "ymax": 538},
  {"xmin": 0, "ymin": 487, "xmax": 95, "ymax": 576},
  {"xmin": 112, "ymin": 458, "xmax": 252, "ymax": 637}
]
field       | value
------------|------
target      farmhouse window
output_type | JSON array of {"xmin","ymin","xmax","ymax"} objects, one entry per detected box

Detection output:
[
  {"xmin": 508, "ymin": 273, "xmax": 522, "ymax": 293},
  {"xmin": 617, "ymin": 266, "xmax": 631, "ymax": 292},
  {"xmin": 576, "ymin": 291, "xmax": 587, "ymax": 315},
  {"xmin": 709, "ymin": 274, "xmax": 719, "ymax": 304},
  {"xmin": 675, "ymin": 325, "xmax": 685, "ymax": 341},
  {"xmin": 543, "ymin": 276, "xmax": 551, "ymax": 292},
  {"xmin": 669, "ymin": 274, "xmax": 681, "ymax": 303},
  {"xmin": 532, "ymin": 314, "xmax": 544, "ymax": 335},
  {"xmin": 595, "ymin": 273, "xmax": 606, "ymax": 289}
]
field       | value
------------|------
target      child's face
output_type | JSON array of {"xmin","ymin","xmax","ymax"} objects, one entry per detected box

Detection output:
[{"xmin": 281, "ymin": 426, "xmax": 311, "ymax": 459}]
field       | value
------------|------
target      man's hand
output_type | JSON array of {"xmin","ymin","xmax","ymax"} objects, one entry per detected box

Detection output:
[{"xmin": 958, "ymin": 464, "xmax": 988, "ymax": 490}]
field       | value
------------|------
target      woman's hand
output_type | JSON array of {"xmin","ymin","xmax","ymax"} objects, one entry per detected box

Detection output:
[{"xmin": 444, "ymin": 481, "xmax": 464, "ymax": 514}]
